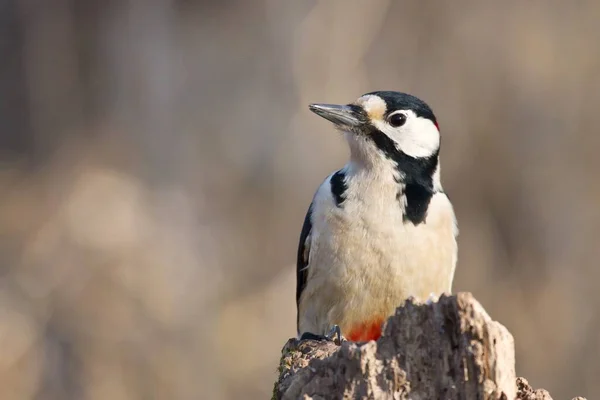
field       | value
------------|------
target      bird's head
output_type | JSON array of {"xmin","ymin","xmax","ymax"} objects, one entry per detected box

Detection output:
[{"xmin": 309, "ymin": 91, "xmax": 440, "ymax": 167}]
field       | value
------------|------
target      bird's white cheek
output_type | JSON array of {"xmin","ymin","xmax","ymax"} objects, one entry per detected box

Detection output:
[
  {"xmin": 372, "ymin": 119, "xmax": 440, "ymax": 159},
  {"xmin": 399, "ymin": 126, "xmax": 439, "ymax": 158}
]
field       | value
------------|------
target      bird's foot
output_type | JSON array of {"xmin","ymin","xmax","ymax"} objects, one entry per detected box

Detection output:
[
  {"xmin": 299, "ymin": 325, "xmax": 344, "ymax": 345},
  {"xmin": 326, "ymin": 324, "xmax": 344, "ymax": 345},
  {"xmin": 426, "ymin": 292, "xmax": 439, "ymax": 305}
]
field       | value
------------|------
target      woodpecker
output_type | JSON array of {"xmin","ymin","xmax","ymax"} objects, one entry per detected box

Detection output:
[{"xmin": 296, "ymin": 91, "xmax": 458, "ymax": 343}]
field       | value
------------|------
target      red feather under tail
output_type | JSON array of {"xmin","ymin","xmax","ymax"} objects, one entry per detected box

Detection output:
[{"xmin": 347, "ymin": 318, "xmax": 385, "ymax": 342}]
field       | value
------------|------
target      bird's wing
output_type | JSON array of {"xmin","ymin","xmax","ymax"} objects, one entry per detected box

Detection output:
[{"xmin": 296, "ymin": 202, "xmax": 313, "ymax": 332}]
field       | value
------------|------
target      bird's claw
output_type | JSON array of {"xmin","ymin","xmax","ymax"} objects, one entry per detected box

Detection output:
[
  {"xmin": 299, "ymin": 324, "xmax": 344, "ymax": 345},
  {"xmin": 426, "ymin": 292, "xmax": 438, "ymax": 305},
  {"xmin": 326, "ymin": 324, "xmax": 343, "ymax": 345}
]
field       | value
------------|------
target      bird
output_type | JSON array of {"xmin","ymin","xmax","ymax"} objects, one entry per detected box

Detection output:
[{"xmin": 296, "ymin": 91, "xmax": 458, "ymax": 343}]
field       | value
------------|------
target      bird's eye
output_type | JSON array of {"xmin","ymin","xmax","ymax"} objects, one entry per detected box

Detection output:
[{"xmin": 388, "ymin": 113, "xmax": 407, "ymax": 127}]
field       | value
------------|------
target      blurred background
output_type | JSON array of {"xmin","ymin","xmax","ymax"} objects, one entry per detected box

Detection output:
[{"xmin": 0, "ymin": 0, "xmax": 599, "ymax": 399}]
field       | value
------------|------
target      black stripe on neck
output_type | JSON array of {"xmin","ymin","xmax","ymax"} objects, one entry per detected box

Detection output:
[
  {"xmin": 330, "ymin": 169, "xmax": 347, "ymax": 207},
  {"xmin": 369, "ymin": 131, "xmax": 439, "ymax": 225}
]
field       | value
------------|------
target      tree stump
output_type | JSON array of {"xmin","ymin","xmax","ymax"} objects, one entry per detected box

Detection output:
[{"xmin": 273, "ymin": 293, "xmax": 584, "ymax": 400}]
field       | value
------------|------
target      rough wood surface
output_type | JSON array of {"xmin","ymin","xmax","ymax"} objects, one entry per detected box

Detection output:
[
  {"xmin": 273, "ymin": 293, "xmax": 585, "ymax": 400},
  {"xmin": 516, "ymin": 378, "xmax": 553, "ymax": 400}
]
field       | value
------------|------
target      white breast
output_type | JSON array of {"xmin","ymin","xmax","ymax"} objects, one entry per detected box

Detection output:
[{"xmin": 298, "ymin": 163, "xmax": 458, "ymax": 336}]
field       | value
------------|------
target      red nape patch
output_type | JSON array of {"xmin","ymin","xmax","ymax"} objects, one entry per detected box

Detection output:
[{"xmin": 347, "ymin": 319, "xmax": 384, "ymax": 342}]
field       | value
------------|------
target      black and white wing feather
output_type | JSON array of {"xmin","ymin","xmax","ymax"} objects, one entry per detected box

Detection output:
[{"xmin": 296, "ymin": 203, "xmax": 313, "ymax": 332}]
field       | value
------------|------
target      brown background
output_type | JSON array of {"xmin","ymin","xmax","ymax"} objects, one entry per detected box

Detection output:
[{"xmin": 1, "ymin": 1, "xmax": 599, "ymax": 399}]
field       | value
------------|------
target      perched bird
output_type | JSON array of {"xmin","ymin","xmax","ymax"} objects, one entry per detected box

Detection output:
[{"xmin": 296, "ymin": 91, "xmax": 458, "ymax": 343}]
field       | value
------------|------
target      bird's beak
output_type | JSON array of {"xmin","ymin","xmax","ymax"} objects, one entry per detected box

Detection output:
[{"xmin": 308, "ymin": 104, "xmax": 363, "ymax": 128}]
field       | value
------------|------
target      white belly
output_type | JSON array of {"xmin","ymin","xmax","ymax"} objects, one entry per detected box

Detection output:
[{"xmin": 298, "ymin": 191, "xmax": 458, "ymax": 337}]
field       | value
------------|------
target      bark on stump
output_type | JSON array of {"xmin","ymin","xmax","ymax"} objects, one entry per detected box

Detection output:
[{"xmin": 273, "ymin": 292, "xmax": 584, "ymax": 400}]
